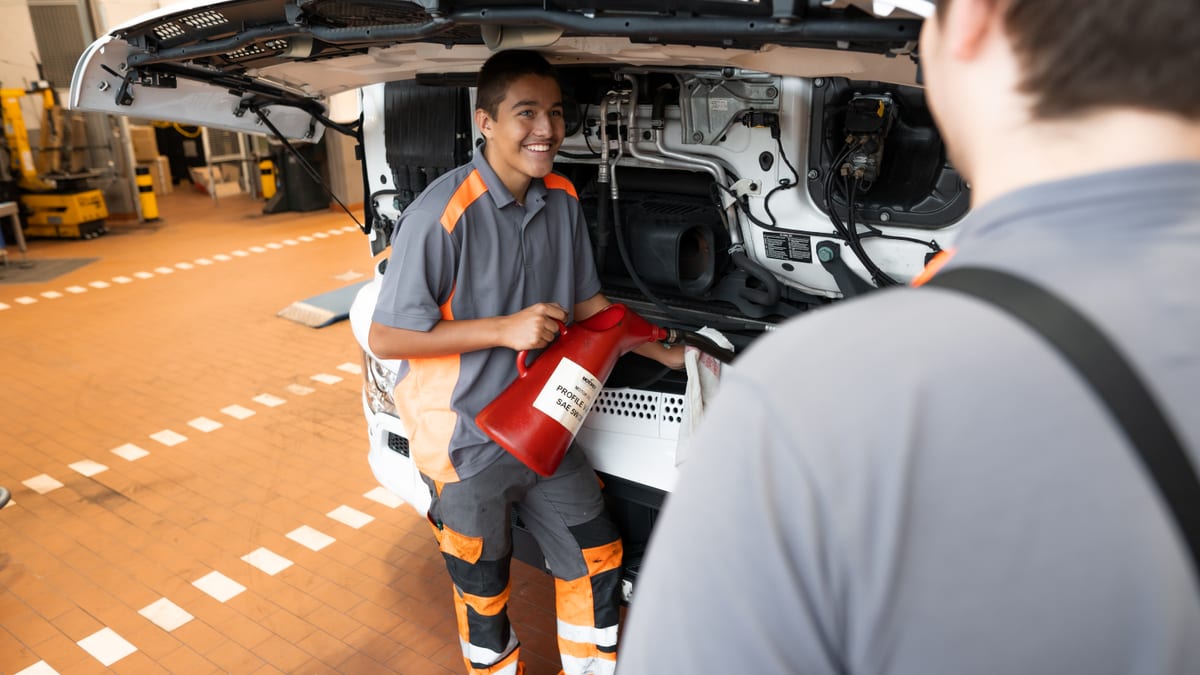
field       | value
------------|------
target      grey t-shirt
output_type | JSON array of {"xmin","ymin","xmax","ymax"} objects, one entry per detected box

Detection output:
[
  {"xmin": 620, "ymin": 162, "xmax": 1200, "ymax": 674},
  {"xmin": 372, "ymin": 151, "xmax": 601, "ymax": 483}
]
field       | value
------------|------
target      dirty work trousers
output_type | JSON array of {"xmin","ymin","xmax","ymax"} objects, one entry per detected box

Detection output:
[{"xmin": 423, "ymin": 446, "xmax": 623, "ymax": 675}]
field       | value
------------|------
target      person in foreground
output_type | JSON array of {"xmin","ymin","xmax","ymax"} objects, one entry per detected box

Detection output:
[
  {"xmin": 369, "ymin": 50, "xmax": 682, "ymax": 675},
  {"xmin": 620, "ymin": 0, "xmax": 1200, "ymax": 672}
]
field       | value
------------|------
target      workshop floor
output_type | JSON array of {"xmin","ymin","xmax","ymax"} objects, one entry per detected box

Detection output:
[{"xmin": 0, "ymin": 188, "xmax": 564, "ymax": 674}]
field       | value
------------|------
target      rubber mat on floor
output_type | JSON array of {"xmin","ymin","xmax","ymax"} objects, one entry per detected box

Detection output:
[
  {"xmin": 0, "ymin": 257, "xmax": 99, "ymax": 284},
  {"xmin": 277, "ymin": 280, "xmax": 368, "ymax": 328}
]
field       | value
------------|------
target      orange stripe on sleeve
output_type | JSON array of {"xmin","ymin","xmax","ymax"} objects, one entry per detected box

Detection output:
[
  {"xmin": 542, "ymin": 173, "xmax": 579, "ymax": 199},
  {"xmin": 440, "ymin": 170, "xmax": 489, "ymax": 233},
  {"xmin": 911, "ymin": 248, "xmax": 957, "ymax": 287}
]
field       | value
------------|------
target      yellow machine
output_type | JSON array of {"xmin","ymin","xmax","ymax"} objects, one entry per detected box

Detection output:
[{"xmin": 1, "ymin": 82, "xmax": 108, "ymax": 239}]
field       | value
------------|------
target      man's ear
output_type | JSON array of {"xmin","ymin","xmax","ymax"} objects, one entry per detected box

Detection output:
[
  {"xmin": 474, "ymin": 108, "xmax": 494, "ymax": 139},
  {"xmin": 944, "ymin": 0, "xmax": 1002, "ymax": 61}
]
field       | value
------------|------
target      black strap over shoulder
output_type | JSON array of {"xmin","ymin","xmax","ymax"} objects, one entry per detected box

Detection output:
[{"xmin": 926, "ymin": 267, "xmax": 1200, "ymax": 584}]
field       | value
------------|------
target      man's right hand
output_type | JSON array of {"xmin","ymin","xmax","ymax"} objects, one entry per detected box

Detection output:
[{"xmin": 499, "ymin": 303, "xmax": 568, "ymax": 351}]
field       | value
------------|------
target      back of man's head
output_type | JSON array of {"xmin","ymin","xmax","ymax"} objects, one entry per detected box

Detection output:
[
  {"xmin": 475, "ymin": 50, "xmax": 559, "ymax": 119},
  {"xmin": 940, "ymin": 0, "xmax": 1200, "ymax": 120}
]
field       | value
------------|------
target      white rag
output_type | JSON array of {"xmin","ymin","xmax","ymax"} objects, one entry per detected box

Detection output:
[{"xmin": 676, "ymin": 327, "xmax": 735, "ymax": 466}]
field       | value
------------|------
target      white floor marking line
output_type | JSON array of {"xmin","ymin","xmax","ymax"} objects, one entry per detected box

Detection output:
[
  {"xmin": 241, "ymin": 547, "xmax": 294, "ymax": 576},
  {"xmin": 287, "ymin": 525, "xmax": 336, "ymax": 551},
  {"xmin": 326, "ymin": 228, "xmax": 344, "ymax": 235},
  {"xmin": 153, "ymin": 266, "xmax": 174, "ymax": 275},
  {"xmin": 22, "ymin": 474, "xmax": 64, "ymax": 494},
  {"xmin": 312, "ymin": 232, "xmax": 329, "ymax": 239},
  {"xmin": 249, "ymin": 246, "xmax": 267, "ymax": 253},
  {"xmin": 327, "ymin": 505, "xmax": 375, "ymax": 529},
  {"xmin": 40, "ymin": 291, "xmax": 63, "ymax": 299},
  {"xmin": 311, "ymin": 373, "xmax": 343, "ymax": 385},
  {"xmin": 89, "ymin": 281, "xmax": 111, "ymax": 289},
  {"xmin": 174, "ymin": 262, "xmax": 195, "ymax": 270},
  {"xmin": 15, "ymin": 296, "xmax": 36, "ymax": 305},
  {"xmin": 337, "ymin": 362, "xmax": 362, "ymax": 375},
  {"xmin": 194, "ymin": 258, "xmax": 214, "ymax": 265},
  {"xmin": 77, "ymin": 627, "xmax": 137, "ymax": 666},
  {"xmin": 341, "ymin": 225, "xmax": 358, "ymax": 232},
  {"xmin": 232, "ymin": 250, "xmax": 250, "ymax": 257},
  {"xmin": 68, "ymin": 460, "xmax": 108, "ymax": 477},
  {"xmin": 298, "ymin": 235, "xmax": 315, "ymax": 242},
  {"xmin": 14, "ymin": 660, "xmax": 59, "ymax": 674},
  {"xmin": 213, "ymin": 253, "xmax": 233, "ymax": 261},
  {"xmin": 285, "ymin": 383, "xmax": 315, "ymax": 396},
  {"xmin": 220, "ymin": 404, "xmax": 256, "ymax": 420},
  {"xmin": 252, "ymin": 393, "xmax": 286, "ymax": 408},
  {"xmin": 133, "ymin": 271, "xmax": 154, "ymax": 279},
  {"xmin": 138, "ymin": 597, "xmax": 193, "ymax": 631},
  {"xmin": 149, "ymin": 429, "xmax": 188, "ymax": 447},
  {"xmin": 111, "ymin": 443, "xmax": 151, "ymax": 461},
  {"xmin": 364, "ymin": 486, "xmax": 405, "ymax": 508},
  {"xmin": 65, "ymin": 286, "xmax": 88, "ymax": 294},
  {"xmin": 283, "ymin": 239, "xmax": 299, "ymax": 246},
  {"xmin": 187, "ymin": 417, "xmax": 224, "ymax": 432},
  {"xmin": 0, "ymin": 302, "xmax": 9, "ymax": 311},
  {"xmin": 266, "ymin": 242, "xmax": 284, "ymax": 249},
  {"xmin": 192, "ymin": 570, "xmax": 246, "ymax": 602},
  {"xmin": 113, "ymin": 276, "xmax": 134, "ymax": 284}
]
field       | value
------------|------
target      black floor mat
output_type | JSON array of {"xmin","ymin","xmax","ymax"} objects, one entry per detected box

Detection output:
[{"xmin": 0, "ymin": 257, "xmax": 99, "ymax": 284}]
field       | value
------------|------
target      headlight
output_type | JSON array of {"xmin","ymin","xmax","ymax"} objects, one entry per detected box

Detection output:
[{"xmin": 361, "ymin": 350, "xmax": 398, "ymax": 416}]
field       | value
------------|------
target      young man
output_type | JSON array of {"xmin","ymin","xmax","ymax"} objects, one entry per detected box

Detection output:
[
  {"xmin": 368, "ymin": 50, "xmax": 682, "ymax": 675},
  {"xmin": 621, "ymin": 1, "xmax": 1200, "ymax": 673}
]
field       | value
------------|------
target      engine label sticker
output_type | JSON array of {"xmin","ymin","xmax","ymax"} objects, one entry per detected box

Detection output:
[
  {"xmin": 763, "ymin": 232, "xmax": 813, "ymax": 263},
  {"xmin": 532, "ymin": 357, "xmax": 602, "ymax": 436}
]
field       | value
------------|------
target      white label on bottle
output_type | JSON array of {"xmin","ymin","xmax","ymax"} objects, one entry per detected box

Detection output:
[{"xmin": 531, "ymin": 357, "xmax": 602, "ymax": 436}]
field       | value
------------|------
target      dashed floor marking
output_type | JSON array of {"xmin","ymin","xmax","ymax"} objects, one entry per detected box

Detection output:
[
  {"xmin": 326, "ymin": 229, "xmax": 344, "ymax": 236},
  {"xmin": 77, "ymin": 627, "xmax": 137, "ymax": 667},
  {"xmin": 232, "ymin": 250, "xmax": 250, "ymax": 257},
  {"xmin": 341, "ymin": 225, "xmax": 357, "ymax": 232},
  {"xmin": 298, "ymin": 235, "xmax": 315, "ymax": 243},
  {"xmin": 249, "ymin": 246, "xmax": 267, "ymax": 253},
  {"xmin": 192, "ymin": 570, "xmax": 246, "ymax": 602},
  {"xmin": 266, "ymin": 242, "xmax": 283, "ymax": 250},
  {"xmin": 68, "ymin": 460, "xmax": 108, "ymax": 477},
  {"xmin": 312, "ymin": 232, "xmax": 329, "ymax": 239},
  {"xmin": 111, "ymin": 443, "xmax": 150, "ymax": 461},
  {"xmin": 252, "ymin": 393, "xmax": 286, "ymax": 408},
  {"xmin": 138, "ymin": 597, "xmax": 193, "ymax": 632},
  {"xmin": 194, "ymin": 258, "xmax": 214, "ymax": 266},
  {"xmin": 213, "ymin": 254, "xmax": 233, "ymax": 262},
  {"xmin": 113, "ymin": 276, "xmax": 134, "ymax": 284},
  {"xmin": 241, "ymin": 547, "xmax": 294, "ymax": 576},
  {"xmin": 175, "ymin": 262, "xmax": 195, "ymax": 270},
  {"xmin": 15, "ymin": 296, "xmax": 36, "ymax": 304},
  {"xmin": 283, "ymin": 239, "xmax": 299, "ymax": 246},
  {"xmin": 337, "ymin": 362, "xmax": 363, "ymax": 375},
  {"xmin": 364, "ymin": 487, "xmax": 405, "ymax": 509},
  {"xmin": 311, "ymin": 373, "xmax": 343, "ymax": 385},
  {"xmin": 40, "ymin": 291, "xmax": 63, "ymax": 299},
  {"xmin": 285, "ymin": 383, "xmax": 315, "ymax": 396},
  {"xmin": 133, "ymin": 271, "xmax": 154, "ymax": 279},
  {"xmin": 149, "ymin": 429, "xmax": 188, "ymax": 447},
  {"xmin": 153, "ymin": 266, "xmax": 174, "ymax": 275},
  {"xmin": 22, "ymin": 474, "xmax": 64, "ymax": 494},
  {"xmin": 0, "ymin": 302, "xmax": 9, "ymax": 311},
  {"xmin": 65, "ymin": 286, "xmax": 88, "ymax": 294},
  {"xmin": 287, "ymin": 525, "xmax": 336, "ymax": 552},
  {"xmin": 221, "ymin": 404, "xmax": 256, "ymax": 420},
  {"xmin": 327, "ymin": 505, "xmax": 374, "ymax": 529},
  {"xmin": 15, "ymin": 660, "xmax": 59, "ymax": 674},
  {"xmin": 187, "ymin": 417, "xmax": 224, "ymax": 433},
  {"xmin": 89, "ymin": 281, "xmax": 111, "ymax": 289}
]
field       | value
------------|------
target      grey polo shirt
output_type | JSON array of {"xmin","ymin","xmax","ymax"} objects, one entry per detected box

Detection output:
[
  {"xmin": 621, "ymin": 162, "xmax": 1200, "ymax": 673},
  {"xmin": 372, "ymin": 150, "xmax": 601, "ymax": 483}
]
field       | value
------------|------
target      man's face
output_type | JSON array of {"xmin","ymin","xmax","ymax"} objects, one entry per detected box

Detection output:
[{"xmin": 477, "ymin": 74, "xmax": 565, "ymax": 193}]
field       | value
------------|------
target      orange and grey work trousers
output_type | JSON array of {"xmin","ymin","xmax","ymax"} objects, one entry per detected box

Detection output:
[{"xmin": 423, "ymin": 446, "xmax": 623, "ymax": 675}]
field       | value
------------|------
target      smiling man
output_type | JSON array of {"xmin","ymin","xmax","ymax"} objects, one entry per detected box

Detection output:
[{"xmin": 369, "ymin": 50, "xmax": 680, "ymax": 675}]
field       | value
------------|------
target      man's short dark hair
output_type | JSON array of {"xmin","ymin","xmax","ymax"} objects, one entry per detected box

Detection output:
[
  {"xmin": 936, "ymin": 0, "xmax": 1200, "ymax": 120},
  {"xmin": 475, "ymin": 50, "xmax": 560, "ymax": 119}
]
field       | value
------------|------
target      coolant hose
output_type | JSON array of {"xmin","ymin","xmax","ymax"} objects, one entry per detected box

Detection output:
[
  {"xmin": 730, "ymin": 249, "xmax": 781, "ymax": 306},
  {"xmin": 662, "ymin": 328, "xmax": 738, "ymax": 364}
]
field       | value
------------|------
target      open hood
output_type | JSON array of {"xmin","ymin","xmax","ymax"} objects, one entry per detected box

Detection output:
[{"xmin": 69, "ymin": 0, "xmax": 925, "ymax": 139}]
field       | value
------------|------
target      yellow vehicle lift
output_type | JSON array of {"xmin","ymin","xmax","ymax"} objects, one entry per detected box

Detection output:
[{"xmin": 1, "ymin": 82, "xmax": 108, "ymax": 239}]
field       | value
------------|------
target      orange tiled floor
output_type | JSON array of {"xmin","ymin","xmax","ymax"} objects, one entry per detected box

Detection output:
[{"xmin": 0, "ymin": 189, "xmax": 563, "ymax": 674}]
